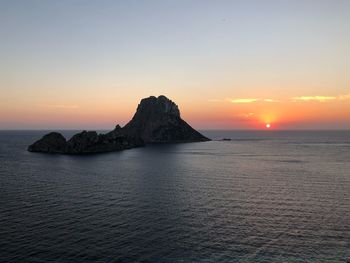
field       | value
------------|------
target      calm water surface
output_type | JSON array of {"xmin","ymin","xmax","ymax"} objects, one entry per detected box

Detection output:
[{"xmin": 1, "ymin": 130, "xmax": 349, "ymax": 262}]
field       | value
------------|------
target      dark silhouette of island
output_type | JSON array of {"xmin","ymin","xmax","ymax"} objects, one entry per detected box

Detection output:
[
  {"xmin": 28, "ymin": 95, "xmax": 210, "ymax": 154},
  {"xmin": 124, "ymin": 95, "xmax": 209, "ymax": 143}
]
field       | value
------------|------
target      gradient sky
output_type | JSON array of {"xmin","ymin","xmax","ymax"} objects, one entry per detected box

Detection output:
[{"xmin": 1, "ymin": 0, "xmax": 350, "ymax": 130}]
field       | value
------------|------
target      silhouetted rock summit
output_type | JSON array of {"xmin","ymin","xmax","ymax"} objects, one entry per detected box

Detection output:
[
  {"xmin": 124, "ymin": 95, "xmax": 209, "ymax": 143},
  {"xmin": 28, "ymin": 95, "xmax": 210, "ymax": 154}
]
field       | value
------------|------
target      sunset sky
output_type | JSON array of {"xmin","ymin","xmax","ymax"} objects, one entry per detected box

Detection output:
[{"xmin": 1, "ymin": 0, "xmax": 350, "ymax": 130}]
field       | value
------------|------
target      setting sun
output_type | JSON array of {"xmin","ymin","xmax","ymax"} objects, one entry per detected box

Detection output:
[{"xmin": 266, "ymin": 123, "xmax": 271, "ymax": 129}]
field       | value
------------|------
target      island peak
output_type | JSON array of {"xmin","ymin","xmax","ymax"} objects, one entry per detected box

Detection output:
[
  {"xmin": 28, "ymin": 95, "xmax": 210, "ymax": 154},
  {"xmin": 123, "ymin": 95, "xmax": 209, "ymax": 143}
]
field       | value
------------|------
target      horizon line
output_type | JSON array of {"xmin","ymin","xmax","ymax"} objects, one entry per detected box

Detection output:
[{"xmin": 1, "ymin": 128, "xmax": 350, "ymax": 132}]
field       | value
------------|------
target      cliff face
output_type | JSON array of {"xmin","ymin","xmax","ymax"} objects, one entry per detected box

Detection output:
[
  {"xmin": 28, "ymin": 95, "xmax": 210, "ymax": 154},
  {"xmin": 123, "ymin": 96, "xmax": 210, "ymax": 143}
]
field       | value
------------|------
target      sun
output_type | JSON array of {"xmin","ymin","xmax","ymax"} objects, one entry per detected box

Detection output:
[{"xmin": 265, "ymin": 123, "xmax": 271, "ymax": 129}]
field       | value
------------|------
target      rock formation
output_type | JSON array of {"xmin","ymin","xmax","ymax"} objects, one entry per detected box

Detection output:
[
  {"xmin": 28, "ymin": 95, "xmax": 210, "ymax": 154},
  {"xmin": 123, "ymin": 95, "xmax": 210, "ymax": 143},
  {"xmin": 28, "ymin": 132, "xmax": 68, "ymax": 153},
  {"xmin": 28, "ymin": 126, "xmax": 144, "ymax": 154}
]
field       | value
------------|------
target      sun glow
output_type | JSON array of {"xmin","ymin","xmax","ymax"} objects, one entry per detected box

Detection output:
[{"xmin": 265, "ymin": 123, "xmax": 271, "ymax": 129}]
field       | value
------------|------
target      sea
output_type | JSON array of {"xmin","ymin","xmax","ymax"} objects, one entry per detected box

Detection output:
[{"xmin": 0, "ymin": 130, "xmax": 349, "ymax": 263}]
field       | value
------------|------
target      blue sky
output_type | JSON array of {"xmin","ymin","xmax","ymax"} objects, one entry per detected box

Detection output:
[{"xmin": 1, "ymin": 0, "xmax": 350, "ymax": 129}]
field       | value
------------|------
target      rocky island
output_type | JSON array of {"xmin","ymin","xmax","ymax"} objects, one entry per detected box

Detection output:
[{"xmin": 28, "ymin": 95, "xmax": 210, "ymax": 154}]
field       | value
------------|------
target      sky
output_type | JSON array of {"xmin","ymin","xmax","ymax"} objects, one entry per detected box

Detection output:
[{"xmin": 1, "ymin": 0, "xmax": 350, "ymax": 130}]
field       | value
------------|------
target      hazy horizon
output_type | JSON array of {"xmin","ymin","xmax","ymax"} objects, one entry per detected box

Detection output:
[
  {"xmin": 1, "ymin": 0, "xmax": 350, "ymax": 130},
  {"xmin": 1, "ymin": 128, "xmax": 350, "ymax": 131}
]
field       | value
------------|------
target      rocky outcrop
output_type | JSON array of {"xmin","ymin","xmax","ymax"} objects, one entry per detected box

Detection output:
[
  {"xmin": 123, "ymin": 95, "xmax": 210, "ymax": 143},
  {"xmin": 28, "ymin": 95, "xmax": 210, "ymax": 154},
  {"xmin": 28, "ymin": 126, "xmax": 144, "ymax": 154},
  {"xmin": 28, "ymin": 132, "xmax": 68, "ymax": 153}
]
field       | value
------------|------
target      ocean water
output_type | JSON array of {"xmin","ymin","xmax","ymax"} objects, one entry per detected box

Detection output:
[{"xmin": 0, "ymin": 130, "xmax": 349, "ymax": 263}]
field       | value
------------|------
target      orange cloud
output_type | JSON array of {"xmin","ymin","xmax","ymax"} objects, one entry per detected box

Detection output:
[
  {"xmin": 263, "ymin": 99, "xmax": 280, "ymax": 103},
  {"xmin": 291, "ymin": 92, "xmax": 350, "ymax": 102},
  {"xmin": 291, "ymin": 96, "xmax": 336, "ymax": 102},
  {"xmin": 339, "ymin": 94, "xmax": 350, "ymax": 100},
  {"xmin": 229, "ymin": 98, "xmax": 259, "ymax": 103},
  {"xmin": 226, "ymin": 98, "xmax": 280, "ymax": 104}
]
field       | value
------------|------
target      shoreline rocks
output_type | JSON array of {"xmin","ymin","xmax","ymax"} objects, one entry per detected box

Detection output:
[
  {"xmin": 28, "ymin": 132, "xmax": 68, "ymax": 153},
  {"xmin": 28, "ymin": 126, "xmax": 144, "ymax": 154}
]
